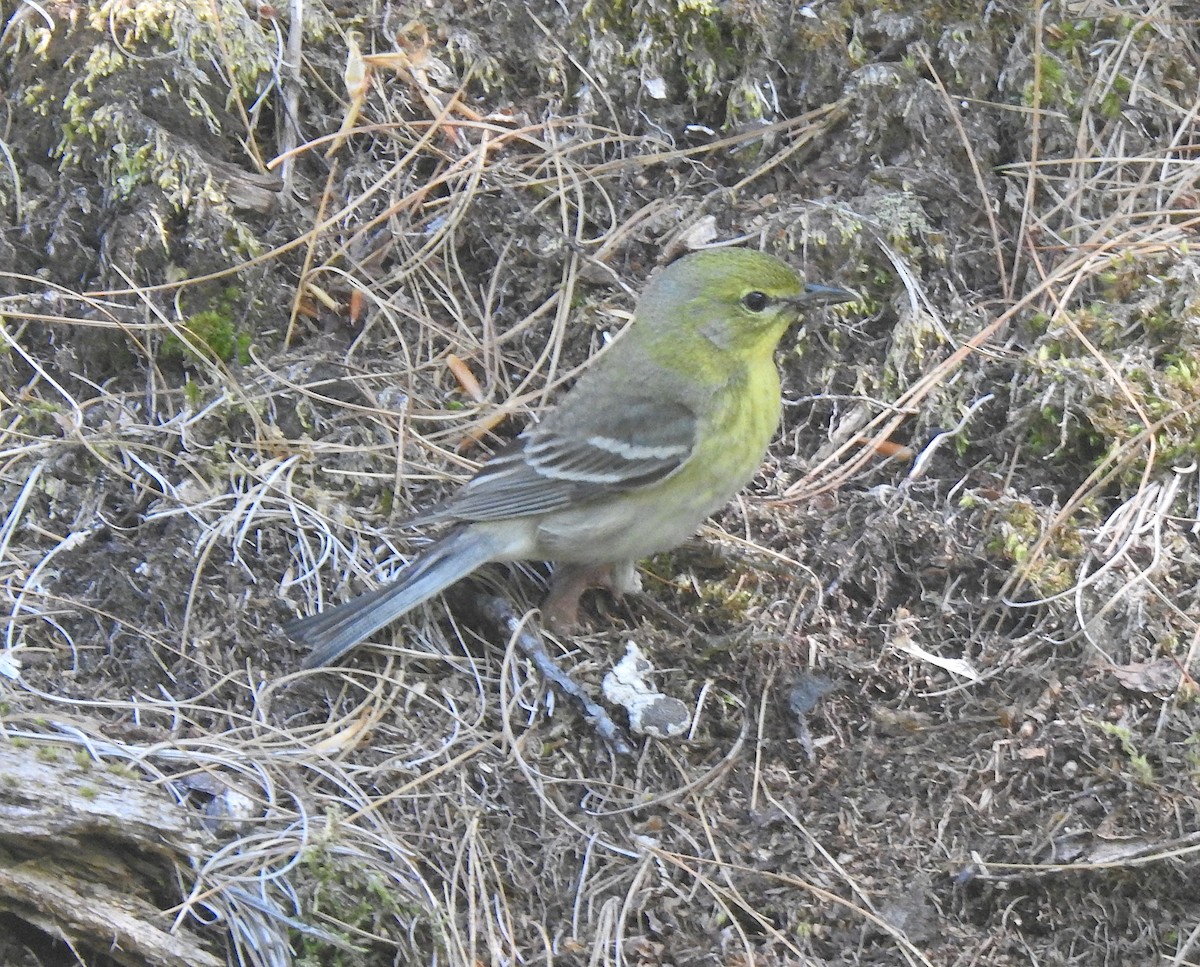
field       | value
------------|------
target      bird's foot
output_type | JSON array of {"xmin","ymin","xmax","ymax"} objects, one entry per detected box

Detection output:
[{"xmin": 542, "ymin": 560, "xmax": 641, "ymax": 632}]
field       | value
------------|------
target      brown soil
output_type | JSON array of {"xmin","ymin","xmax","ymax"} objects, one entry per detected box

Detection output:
[{"xmin": 1, "ymin": 2, "xmax": 1198, "ymax": 965}]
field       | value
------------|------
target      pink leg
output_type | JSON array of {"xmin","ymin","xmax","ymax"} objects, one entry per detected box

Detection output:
[{"xmin": 542, "ymin": 560, "xmax": 641, "ymax": 631}]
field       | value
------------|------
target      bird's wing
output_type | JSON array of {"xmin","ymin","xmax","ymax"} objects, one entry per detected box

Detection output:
[{"xmin": 422, "ymin": 396, "xmax": 699, "ymax": 523}]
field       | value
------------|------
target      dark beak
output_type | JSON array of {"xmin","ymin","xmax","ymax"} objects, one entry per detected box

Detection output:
[{"xmin": 798, "ymin": 283, "xmax": 857, "ymax": 307}]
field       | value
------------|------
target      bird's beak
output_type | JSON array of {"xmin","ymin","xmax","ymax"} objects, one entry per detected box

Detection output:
[{"xmin": 797, "ymin": 283, "xmax": 858, "ymax": 307}]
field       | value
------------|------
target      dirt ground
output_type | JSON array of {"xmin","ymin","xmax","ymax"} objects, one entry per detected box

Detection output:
[{"xmin": 1, "ymin": 1, "xmax": 1199, "ymax": 965}]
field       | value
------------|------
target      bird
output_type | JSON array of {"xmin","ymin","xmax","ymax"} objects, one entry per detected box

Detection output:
[{"xmin": 287, "ymin": 247, "xmax": 854, "ymax": 668}]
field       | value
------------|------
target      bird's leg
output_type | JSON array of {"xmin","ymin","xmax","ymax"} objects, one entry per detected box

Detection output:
[{"xmin": 542, "ymin": 560, "xmax": 641, "ymax": 631}]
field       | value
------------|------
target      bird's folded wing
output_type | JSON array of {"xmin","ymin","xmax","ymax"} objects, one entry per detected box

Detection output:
[{"xmin": 423, "ymin": 396, "xmax": 698, "ymax": 523}]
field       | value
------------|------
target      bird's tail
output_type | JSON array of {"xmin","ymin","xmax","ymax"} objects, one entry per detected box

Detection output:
[{"xmin": 287, "ymin": 526, "xmax": 499, "ymax": 669}]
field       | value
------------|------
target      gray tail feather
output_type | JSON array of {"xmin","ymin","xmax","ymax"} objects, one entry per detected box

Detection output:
[{"xmin": 287, "ymin": 527, "xmax": 497, "ymax": 669}]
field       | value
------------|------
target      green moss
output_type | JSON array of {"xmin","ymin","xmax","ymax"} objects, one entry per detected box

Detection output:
[
  {"xmin": 1044, "ymin": 19, "xmax": 1096, "ymax": 56},
  {"xmin": 697, "ymin": 579, "xmax": 755, "ymax": 620},
  {"xmin": 295, "ymin": 839, "xmax": 444, "ymax": 965},
  {"xmin": 578, "ymin": 0, "xmax": 844, "ymax": 127},
  {"xmin": 1186, "ymin": 735, "xmax": 1200, "ymax": 786},
  {"xmin": 162, "ymin": 287, "xmax": 250, "ymax": 365},
  {"xmin": 105, "ymin": 762, "xmax": 140, "ymax": 780},
  {"xmin": 1018, "ymin": 244, "xmax": 1200, "ymax": 484},
  {"xmin": 1025, "ymin": 54, "xmax": 1073, "ymax": 109},
  {"xmin": 1091, "ymin": 719, "xmax": 1154, "ymax": 784},
  {"xmin": 1021, "ymin": 9, "xmax": 1165, "ymax": 130},
  {"xmin": 1024, "ymin": 400, "xmax": 1105, "ymax": 462},
  {"xmin": 871, "ymin": 192, "xmax": 947, "ymax": 264},
  {"xmin": 1099, "ymin": 73, "xmax": 1133, "ymax": 119},
  {"xmin": 4, "ymin": 0, "xmax": 337, "ymax": 270},
  {"xmin": 985, "ymin": 498, "xmax": 1080, "ymax": 599},
  {"xmin": 183, "ymin": 379, "xmax": 204, "ymax": 409}
]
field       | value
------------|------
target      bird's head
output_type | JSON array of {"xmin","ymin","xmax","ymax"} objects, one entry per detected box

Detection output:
[{"xmin": 635, "ymin": 248, "xmax": 854, "ymax": 359}]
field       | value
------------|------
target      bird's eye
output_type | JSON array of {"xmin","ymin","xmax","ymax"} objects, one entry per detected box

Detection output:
[{"xmin": 741, "ymin": 291, "xmax": 770, "ymax": 312}]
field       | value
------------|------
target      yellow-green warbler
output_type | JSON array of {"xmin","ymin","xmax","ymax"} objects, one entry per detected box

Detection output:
[{"xmin": 289, "ymin": 248, "xmax": 853, "ymax": 668}]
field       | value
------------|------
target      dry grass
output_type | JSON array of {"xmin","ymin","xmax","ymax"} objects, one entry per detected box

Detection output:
[{"xmin": 2, "ymin": 3, "xmax": 1200, "ymax": 966}]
